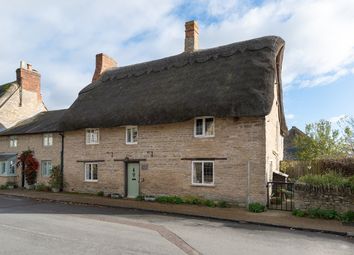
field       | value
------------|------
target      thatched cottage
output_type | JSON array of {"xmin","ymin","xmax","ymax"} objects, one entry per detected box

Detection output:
[
  {"xmin": 0, "ymin": 21, "xmax": 287, "ymax": 205},
  {"xmin": 60, "ymin": 21, "xmax": 287, "ymax": 204}
]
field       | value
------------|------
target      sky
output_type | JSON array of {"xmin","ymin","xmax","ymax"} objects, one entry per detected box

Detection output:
[{"xmin": 0, "ymin": 0, "xmax": 353, "ymax": 131}]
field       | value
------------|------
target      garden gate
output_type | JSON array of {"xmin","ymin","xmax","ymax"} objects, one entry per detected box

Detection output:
[{"xmin": 266, "ymin": 182, "xmax": 295, "ymax": 211}]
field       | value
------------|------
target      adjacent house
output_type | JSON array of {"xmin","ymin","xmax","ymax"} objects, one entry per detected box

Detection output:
[
  {"xmin": 0, "ymin": 110, "xmax": 65, "ymax": 186},
  {"xmin": 0, "ymin": 62, "xmax": 47, "ymax": 130},
  {"xmin": 0, "ymin": 21, "xmax": 287, "ymax": 205},
  {"xmin": 284, "ymin": 126, "xmax": 306, "ymax": 160}
]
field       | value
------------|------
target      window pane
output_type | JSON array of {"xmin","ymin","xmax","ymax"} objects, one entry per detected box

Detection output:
[
  {"xmin": 203, "ymin": 162, "xmax": 214, "ymax": 183},
  {"xmin": 92, "ymin": 164, "xmax": 98, "ymax": 180},
  {"xmin": 132, "ymin": 128, "xmax": 138, "ymax": 143},
  {"xmin": 127, "ymin": 128, "xmax": 132, "ymax": 143},
  {"xmin": 0, "ymin": 162, "xmax": 5, "ymax": 174},
  {"xmin": 195, "ymin": 119, "xmax": 203, "ymax": 135},
  {"xmin": 193, "ymin": 162, "xmax": 203, "ymax": 184},
  {"xmin": 85, "ymin": 164, "xmax": 90, "ymax": 180},
  {"xmin": 205, "ymin": 118, "xmax": 214, "ymax": 136}
]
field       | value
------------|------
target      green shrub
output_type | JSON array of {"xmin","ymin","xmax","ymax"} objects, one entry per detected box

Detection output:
[
  {"xmin": 135, "ymin": 195, "xmax": 144, "ymax": 201},
  {"xmin": 156, "ymin": 196, "xmax": 183, "ymax": 204},
  {"xmin": 35, "ymin": 183, "xmax": 50, "ymax": 192},
  {"xmin": 96, "ymin": 191, "xmax": 104, "ymax": 197},
  {"xmin": 339, "ymin": 211, "xmax": 354, "ymax": 223},
  {"xmin": 298, "ymin": 171, "xmax": 353, "ymax": 190},
  {"xmin": 0, "ymin": 184, "xmax": 7, "ymax": 190},
  {"xmin": 202, "ymin": 199, "xmax": 216, "ymax": 207},
  {"xmin": 183, "ymin": 196, "xmax": 203, "ymax": 205},
  {"xmin": 248, "ymin": 202, "xmax": 265, "ymax": 213},
  {"xmin": 292, "ymin": 209, "xmax": 306, "ymax": 217}
]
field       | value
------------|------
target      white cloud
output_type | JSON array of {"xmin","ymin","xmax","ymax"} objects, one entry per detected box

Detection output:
[
  {"xmin": 286, "ymin": 114, "xmax": 295, "ymax": 120},
  {"xmin": 328, "ymin": 114, "xmax": 347, "ymax": 123},
  {"xmin": 0, "ymin": 0, "xmax": 353, "ymax": 110}
]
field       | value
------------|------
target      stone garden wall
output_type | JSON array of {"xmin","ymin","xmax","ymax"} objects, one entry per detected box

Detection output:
[{"xmin": 294, "ymin": 183, "xmax": 353, "ymax": 213}]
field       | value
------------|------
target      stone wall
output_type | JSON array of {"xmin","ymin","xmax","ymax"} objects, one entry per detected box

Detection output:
[
  {"xmin": 0, "ymin": 133, "xmax": 62, "ymax": 186},
  {"xmin": 63, "ymin": 117, "xmax": 267, "ymax": 205},
  {"xmin": 294, "ymin": 184, "xmax": 354, "ymax": 213}
]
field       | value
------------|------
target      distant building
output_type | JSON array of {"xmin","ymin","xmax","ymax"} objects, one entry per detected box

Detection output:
[
  {"xmin": 284, "ymin": 126, "xmax": 306, "ymax": 160},
  {"xmin": 0, "ymin": 61, "xmax": 46, "ymax": 130}
]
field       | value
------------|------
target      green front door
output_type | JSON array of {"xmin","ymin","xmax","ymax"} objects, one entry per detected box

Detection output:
[{"xmin": 127, "ymin": 163, "xmax": 140, "ymax": 198}]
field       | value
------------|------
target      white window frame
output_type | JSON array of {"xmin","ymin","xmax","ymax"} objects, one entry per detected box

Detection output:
[
  {"xmin": 86, "ymin": 128, "xmax": 99, "ymax": 145},
  {"xmin": 9, "ymin": 136, "xmax": 17, "ymax": 148},
  {"xmin": 191, "ymin": 161, "xmax": 215, "ymax": 186},
  {"xmin": 41, "ymin": 160, "xmax": 53, "ymax": 177},
  {"xmin": 43, "ymin": 133, "xmax": 53, "ymax": 147},
  {"xmin": 194, "ymin": 117, "xmax": 215, "ymax": 138},
  {"xmin": 0, "ymin": 159, "xmax": 16, "ymax": 177},
  {"xmin": 84, "ymin": 163, "xmax": 98, "ymax": 182},
  {"xmin": 126, "ymin": 126, "xmax": 138, "ymax": 145}
]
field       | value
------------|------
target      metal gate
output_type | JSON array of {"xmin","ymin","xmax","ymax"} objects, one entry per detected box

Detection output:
[{"xmin": 266, "ymin": 182, "xmax": 294, "ymax": 211}]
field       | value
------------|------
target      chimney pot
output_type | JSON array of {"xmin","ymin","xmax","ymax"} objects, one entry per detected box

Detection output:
[
  {"xmin": 184, "ymin": 20, "xmax": 199, "ymax": 53},
  {"xmin": 92, "ymin": 53, "xmax": 118, "ymax": 82}
]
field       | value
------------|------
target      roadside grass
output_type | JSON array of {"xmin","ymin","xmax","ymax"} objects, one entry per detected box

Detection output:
[
  {"xmin": 292, "ymin": 208, "xmax": 354, "ymax": 222},
  {"xmin": 298, "ymin": 171, "xmax": 354, "ymax": 190}
]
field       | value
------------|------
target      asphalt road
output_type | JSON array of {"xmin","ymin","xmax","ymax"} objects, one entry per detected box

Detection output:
[{"xmin": 0, "ymin": 195, "xmax": 352, "ymax": 255}]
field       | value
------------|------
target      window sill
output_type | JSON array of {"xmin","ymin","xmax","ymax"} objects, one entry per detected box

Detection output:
[
  {"xmin": 126, "ymin": 142, "xmax": 138, "ymax": 145},
  {"xmin": 0, "ymin": 174, "xmax": 17, "ymax": 177},
  {"xmin": 194, "ymin": 135, "xmax": 215, "ymax": 139},
  {"xmin": 84, "ymin": 180, "xmax": 98, "ymax": 183},
  {"xmin": 86, "ymin": 143, "xmax": 99, "ymax": 145},
  {"xmin": 191, "ymin": 184, "xmax": 215, "ymax": 187}
]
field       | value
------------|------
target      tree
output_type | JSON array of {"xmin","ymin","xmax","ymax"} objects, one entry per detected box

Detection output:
[
  {"xmin": 341, "ymin": 117, "xmax": 354, "ymax": 156},
  {"xmin": 294, "ymin": 120, "xmax": 348, "ymax": 161}
]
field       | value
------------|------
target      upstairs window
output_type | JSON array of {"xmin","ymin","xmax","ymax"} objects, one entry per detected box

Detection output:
[
  {"xmin": 41, "ymin": 160, "xmax": 52, "ymax": 177},
  {"xmin": 85, "ymin": 163, "xmax": 98, "ymax": 182},
  {"xmin": 126, "ymin": 126, "xmax": 138, "ymax": 144},
  {"xmin": 194, "ymin": 117, "xmax": 214, "ymax": 137},
  {"xmin": 192, "ymin": 161, "xmax": 214, "ymax": 185},
  {"xmin": 43, "ymin": 133, "xmax": 53, "ymax": 147},
  {"xmin": 9, "ymin": 136, "xmax": 17, "ymax": 148},
  {"xmin": 86, "ymin": 129, "xmax": 99, "ymax": 145}
]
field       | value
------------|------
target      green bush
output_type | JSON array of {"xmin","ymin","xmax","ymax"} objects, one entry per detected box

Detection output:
[
  {"xmin": 298, "ymin": 171, "xmax": 354, "ymax": 190},
  {"xmin": 217, "ymin": 201, "xmax": 229, "ymax": 208},
  {"xmin": 248, "ymin": 202, "xmax": 265, "ymax": 213},
  {"xmin": 154, "ymin": 195, "xmax": 228, "ymax": 208},
  {"xmin": 292, "ymin": 208, "xmax": 353, "ymax": 222},
  {"xmin": 183, "ymin": 196, "xmax": 203, "ymax": 205},
  {"xmin": 156, "ymin": 196, "xmax": 183, "ymax": 204},
  {"xmin": 0, "ymin": 184, "xmax": 7, "ymax": 190},
  {"xmin": 96, "ymin": 191, "xmax": 104, "ymax": 197},
  {"xmin": 292, "ymin": 209, "xmax": 306, "ymax": 217},
  {"xmin": 35, "ymin": 183, "xmax": 50, "ymax": 192},
  {"xmin": 339, "ymin": 211, "xmax": 354, "ymax": 223},
  {"xmin": 202, "ymin": 199, "xmax": 217, "ymax": 207},
  {"xmin": 135, "ymin": 195, "xmax": 144, "ymax": 201}
]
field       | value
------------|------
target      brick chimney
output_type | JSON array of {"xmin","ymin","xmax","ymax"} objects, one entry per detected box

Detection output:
[
  {"xmin": 184, "ymin": 20, "xmax": 199, "ymax": 53},
  {"xmin": 16, "ymin": 61, "xmax": 42, "ymax": 103},
  {"xmin": 92, "ymin": 53, "xmax": 117, "ymax": 82}
]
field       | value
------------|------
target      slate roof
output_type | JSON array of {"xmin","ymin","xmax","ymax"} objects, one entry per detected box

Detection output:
[
  {"xmin": 61, "ymin": 36, "xmax": 287, "ymax": 134},
  {"xmin": 0, "ymin": 153, "xmax": 17, "ymax": 161},
  {"xmin": 0, "ymin": 110, "xmax": 66, "ymax": 136}
]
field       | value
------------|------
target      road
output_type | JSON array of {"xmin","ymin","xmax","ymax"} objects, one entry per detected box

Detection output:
[{"xmin": 0, "ymin": 195, "xmax": 352, "ymax": 255}]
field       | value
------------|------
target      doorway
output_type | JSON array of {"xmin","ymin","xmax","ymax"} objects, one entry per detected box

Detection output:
[{"xmin": 126, "ymin": 162, "xmax": 140, "ymax": 198}]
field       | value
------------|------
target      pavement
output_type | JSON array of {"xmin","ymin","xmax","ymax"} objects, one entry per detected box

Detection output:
[
  {"xmin": 0, "ymin": 189, "xmax": 353, "ymax": 237},
  {"xmin": 0, "ymin": 194, "xmax": 353, "ymax": 255}
]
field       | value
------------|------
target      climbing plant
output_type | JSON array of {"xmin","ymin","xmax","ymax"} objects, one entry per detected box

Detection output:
[{"xmin": 17, "ymin": 150, "xmax": 39, "ymax": 186}]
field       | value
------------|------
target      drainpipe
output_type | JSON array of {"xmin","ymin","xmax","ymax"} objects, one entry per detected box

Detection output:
[{"xmin": 59, "ymin": 132, "xmax": 64, "ymax": 192}]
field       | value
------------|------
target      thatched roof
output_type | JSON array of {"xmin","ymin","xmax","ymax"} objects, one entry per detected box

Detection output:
[
  {"xmin": 61, "ymin": 36, "xmax": 287, "ymax": 133},
  {"xmin": 0, "ymin": 110, "xmax": 66, "ymax": 136}
]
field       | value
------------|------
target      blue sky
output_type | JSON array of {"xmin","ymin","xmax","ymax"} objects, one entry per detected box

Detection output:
[{"xmin": 0, "ymin": 0, "xmax": 353, "ymax": 131}]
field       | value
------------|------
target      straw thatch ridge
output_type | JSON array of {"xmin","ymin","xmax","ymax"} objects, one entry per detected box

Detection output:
[{"xmin": 60, "ymin": 36, "xmax": 286, "ymax": 133}]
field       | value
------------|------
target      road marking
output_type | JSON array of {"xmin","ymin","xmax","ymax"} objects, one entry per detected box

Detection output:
[{"xmin": 74, "ymin": 214, "xmax": 202, "ymax": 255}]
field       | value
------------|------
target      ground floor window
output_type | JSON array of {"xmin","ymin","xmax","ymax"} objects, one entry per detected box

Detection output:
[
  {"xmin": 41, "ymin": 160, "xmax": 53, "ymax": 177},
  {"xmin": 85, "ymin": 163, "xmax": 98, "ymax": 181},
  {"xmin": 192, "ymin": 161, "xmax": 214, "ymax": 185},
  {"xmin": 0, "ymin": 158, "xmax": 16, "ymax": 176}
]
